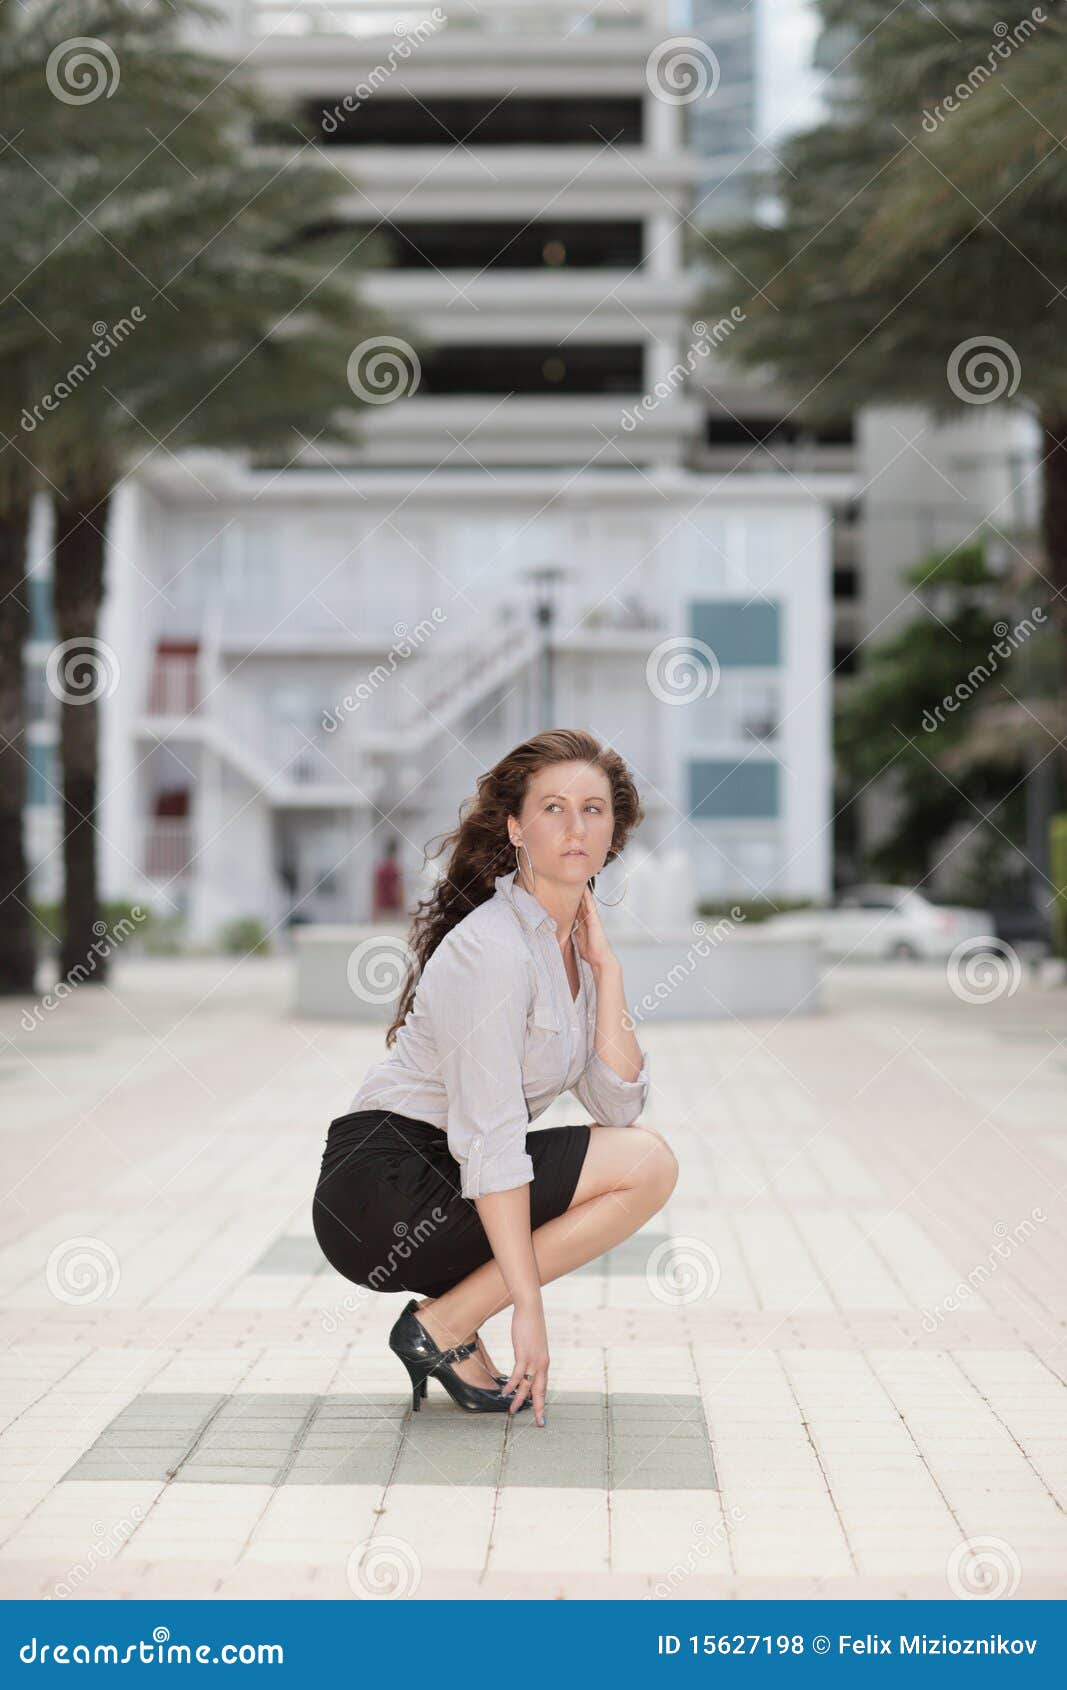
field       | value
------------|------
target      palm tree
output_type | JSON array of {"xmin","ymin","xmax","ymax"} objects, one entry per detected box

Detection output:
[
  {"xmin": 698, "ymin": 0, "xmax": 1067, "ymax": 717},
  {"xmin": 1, "ymin": 0, "xmax": 386, "ymax": 986}
]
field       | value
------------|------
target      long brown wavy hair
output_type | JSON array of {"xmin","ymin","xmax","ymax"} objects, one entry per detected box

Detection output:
[{"xmin": 385, "ymin": 728, "xmax": 645, "ymax": 1046}]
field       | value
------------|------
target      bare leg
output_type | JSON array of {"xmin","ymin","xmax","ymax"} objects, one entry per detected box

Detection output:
[{"xmin": 413, "ymin": 1126, "xmax": 677, "ymax": 1366}]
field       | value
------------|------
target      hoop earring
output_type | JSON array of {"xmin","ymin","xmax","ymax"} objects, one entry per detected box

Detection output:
[
  {"xmin": 591, "ymin": 865, "xmax": 629, "ymax": 907},
  {"xmin": 514, "ymin": 840, "xmax": 535, "ymax": 895}
]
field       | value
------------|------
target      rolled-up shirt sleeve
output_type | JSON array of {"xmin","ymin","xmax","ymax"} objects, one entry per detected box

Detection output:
[
  {"xmin": 421, "ymin": 926, "xmax": 535, "ymax": 1199},
  {"xmin": 571, "ymin": 1046, "xmax": 651, "ymax": 1127}
]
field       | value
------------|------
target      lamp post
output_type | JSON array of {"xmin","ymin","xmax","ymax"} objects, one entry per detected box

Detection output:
[{"xmin": 525, "ymin": 564, "xmax": 567, "ymax": 729}]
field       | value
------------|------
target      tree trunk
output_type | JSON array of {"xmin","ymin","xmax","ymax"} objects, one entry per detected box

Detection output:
[
  {"xmin": 52, "ymin": 486, "xmax": 112, "ymax": 985},
  {"xmin": 0, "ymin": 490, "xmax": 39, "ymax": 995},
  {"xmin": 1040, "ymin": 417, "xmax": 1067, "ymax": 796}
]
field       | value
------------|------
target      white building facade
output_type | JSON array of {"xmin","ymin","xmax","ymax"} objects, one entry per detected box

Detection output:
[{"xmin": 25, "ymin": 0, "xmax": 847, "ymax": 941}]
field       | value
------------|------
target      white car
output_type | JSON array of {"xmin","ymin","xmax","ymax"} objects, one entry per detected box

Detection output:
[{"xmin": 765, "ymin": 884, "xmax": 993, "ymax": 961}]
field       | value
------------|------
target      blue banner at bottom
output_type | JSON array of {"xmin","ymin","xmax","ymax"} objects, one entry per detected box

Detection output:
[{"xmin": 2, "ymin": 1600, "xmax": 1064, "ymax": 1685}]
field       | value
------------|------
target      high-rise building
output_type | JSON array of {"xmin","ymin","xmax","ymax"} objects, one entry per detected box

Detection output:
[{"xmin": 24, "ymin": 0, "xmax": 846, "ymax": 940}]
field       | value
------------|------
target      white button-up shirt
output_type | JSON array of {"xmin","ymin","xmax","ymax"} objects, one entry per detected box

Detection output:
[{"xmin": 347, "ymin": 867, "xmax": 651, "ymax": 1197}]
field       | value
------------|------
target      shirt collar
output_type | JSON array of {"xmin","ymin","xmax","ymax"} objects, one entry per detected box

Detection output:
[{"xmin": 494, "ymin": 866, "xmax": 556, "ymax": 933}]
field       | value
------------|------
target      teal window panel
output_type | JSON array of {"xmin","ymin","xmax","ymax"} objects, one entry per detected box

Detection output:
[
  {"xmin": 688, "ymin": 759, "xmax": 779, "ymax": 819},
  {"xmin": 29, "ymin": 578, "xmax": 54, "ymax": 642},
  {"xmin": 26, "ymin": 740, "xmax": 55, "ymax": 806},
  {"xmin": 689, "ymin": 599, "xmax": 780, "ymax": 666}
]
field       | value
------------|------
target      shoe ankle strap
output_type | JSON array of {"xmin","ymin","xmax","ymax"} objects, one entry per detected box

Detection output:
[{"xmin": 436, "ymin": 1337, "xmax": 478, "ymax": 1366}]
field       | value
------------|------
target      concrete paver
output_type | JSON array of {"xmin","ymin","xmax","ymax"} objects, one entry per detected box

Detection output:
[{"xmin": 0, "ymin": 957, "xmax": 1065, "ymax": 1598}]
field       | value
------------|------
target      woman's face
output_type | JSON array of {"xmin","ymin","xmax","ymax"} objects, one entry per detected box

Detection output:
[{"xmin": 511, "ymin": 760, "xmax": 615, "ymax": 889}]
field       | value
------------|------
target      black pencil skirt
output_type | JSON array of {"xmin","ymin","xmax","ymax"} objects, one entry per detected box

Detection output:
[{"xmin": 312, "ymin": 1108, "xmax": 592, "ymax": 1299}]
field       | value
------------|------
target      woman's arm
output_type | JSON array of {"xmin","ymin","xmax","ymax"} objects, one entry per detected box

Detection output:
[
  {"xmin": 577, "ymin": 885, "xmax": 645, "ymax": 1079},
  {"xmin": 474, "ymin": 1186, "xmax": 549, "ymax": 1421},
  {"xmin": 587, "ymin": 951, "xmax": 644, "ymax": 1083}
]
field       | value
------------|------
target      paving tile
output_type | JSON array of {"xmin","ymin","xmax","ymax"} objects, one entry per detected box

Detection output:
[{"xmin": 5, "ymin": 958, "xmax": 1066, "ymax": 1595}]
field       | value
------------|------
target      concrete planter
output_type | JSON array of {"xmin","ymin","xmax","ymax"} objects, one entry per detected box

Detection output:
[{"xmin": 292, "ymin": 924, "xmax": 821, "ymax": 1022}]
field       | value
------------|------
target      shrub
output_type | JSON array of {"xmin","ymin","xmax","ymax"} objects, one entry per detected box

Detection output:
[{"xmin": 218, "ymin": 917, "xmax": 271, "ymax": 956}]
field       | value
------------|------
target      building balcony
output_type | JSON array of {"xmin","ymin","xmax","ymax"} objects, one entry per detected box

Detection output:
[
  {"xmin": 312, "ymin": 393, "xmax": 702, "ymax": 468},
  {"xmin": 144, "ymin": 819, "xmax": 195, "ymax": 880},
  {"xmin": 257, "ymin": 147, "xmax": 701, "ymax": 217},
  {"xmin": 358, "ymin": 269, "xmax": 696, "ymax": 332},
  {"xmin": 247, "ymin": 0, "xmax": 677, "ymax": 49}
]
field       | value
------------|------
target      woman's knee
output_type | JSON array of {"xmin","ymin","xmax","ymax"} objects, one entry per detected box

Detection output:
[
  {"xmin": 632, "ymin": 1127, "xmax": 679, "ymax": 1197},
  {"xmin": 570, "ymin": 1124, "xmax": 678, "ymax": 1206}
]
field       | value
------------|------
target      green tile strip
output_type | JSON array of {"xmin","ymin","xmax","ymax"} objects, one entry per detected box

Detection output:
[
  {"xmin": 61, "ymin": 1390, "xmax": 717, "ymax": 1490},
  {"xmin": 251, "ymin": 1230, "xmax": 671, "ymax": 1278}
]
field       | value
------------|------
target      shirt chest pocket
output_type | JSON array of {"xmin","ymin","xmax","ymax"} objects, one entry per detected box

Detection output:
[{"xmin": 524, "ymin": 997, "xmax": 564, "ymax": 1092}]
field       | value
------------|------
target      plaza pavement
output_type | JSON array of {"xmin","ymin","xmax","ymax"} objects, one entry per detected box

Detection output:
[{"xmin": 0, "ymin": 952, "xmax": 1065, "ymax": 1600}]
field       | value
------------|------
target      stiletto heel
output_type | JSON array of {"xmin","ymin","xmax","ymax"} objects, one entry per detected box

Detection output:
[
  {"xmin": 398, "ymin": 1354, "xmax": 430, "ymax": 1411},
  {"xmin": 389, "ymin": 1298, "xmax": 531, "ymax": 1414}
]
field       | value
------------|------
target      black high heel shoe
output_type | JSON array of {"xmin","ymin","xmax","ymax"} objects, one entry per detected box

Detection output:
[
  {"xmin": 473, "ymin": 1329, "xmax": 509, "ymax": 1388},
  {"xmin": 414, "ymin": 1301, "xmax": 512, "ymax": 1392},
  {"xmin": 389, "ymin": 1298, "xmax": 531, "ymax": 1414}
]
